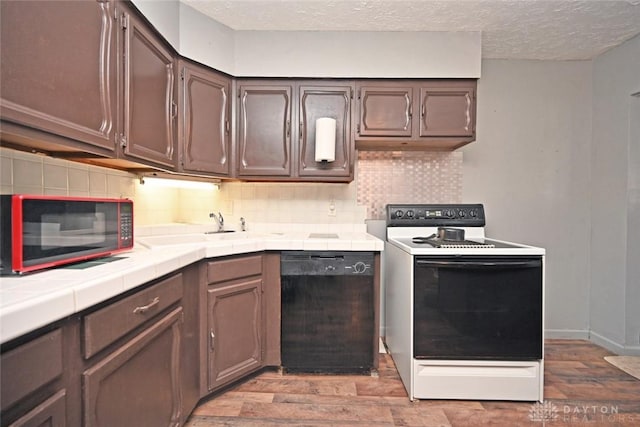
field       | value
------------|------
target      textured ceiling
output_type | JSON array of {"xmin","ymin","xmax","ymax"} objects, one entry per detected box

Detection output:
[{"xmin": 180, "ymin": 0, "xmax": 640, "ymax": 60}]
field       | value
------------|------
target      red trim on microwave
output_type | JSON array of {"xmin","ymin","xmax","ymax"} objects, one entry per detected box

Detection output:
[
  {"xmin": 11, "ymin": 195, "xmax": 24, "ymax": 272},
  {"xmin": 6, "ymin": 194, "xmax": 134, "ymax": 274},
  {"xmin": 10, "ymin": 194, "xmax": 129, "ymax": 203}
]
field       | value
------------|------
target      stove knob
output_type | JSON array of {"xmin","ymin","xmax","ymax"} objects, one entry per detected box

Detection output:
[
  {"xmin": 470, "ymin": 209, "xmax": 478, "ymax": 218},
  {"xmin": 394, "ymin": 209, "xmax": 404, "ymax": 218},
  {"xmin": 406, "ymin": 210, "xmax": 415, "ymax": 218},
  {"xmin": 458, "ymin": 209, "xmax": 466, "ymax": 218},
  {"xmin": 445, "ymin": 209, "xmax": 454, "ymax": 218}
]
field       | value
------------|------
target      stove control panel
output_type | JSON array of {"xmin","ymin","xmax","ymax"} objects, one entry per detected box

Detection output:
[{"xmin": 386, "ymin": 204, "xmax": 486, "ymax": 227}]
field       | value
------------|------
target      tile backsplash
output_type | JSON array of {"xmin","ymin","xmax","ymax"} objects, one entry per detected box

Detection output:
[
  {"xmin": 1, "ymin": 147, "xmax": 462, "ymax": 226},
  {"xmin": 1, "ymin": 147, "xmax": 135, "ymax": 198},
  {"xmin": 0, "ymin": 147, "xmax": 203, "ymax": 226},
  {"xmin": 216, "ymin": 181, "xmax": 366, "ymax": 230},
  {"xmin": 357, "ymin": 151, "xmax": 463, "ymax": 219}
]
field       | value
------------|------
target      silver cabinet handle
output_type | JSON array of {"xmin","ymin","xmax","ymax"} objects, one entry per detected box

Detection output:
[
  {"xmin": 133, "ymin": 297, "xmax": 160, "ymax": 314},
  {"xmin": 210, "ymin": 331, "xmax": 215, "ymax": 351}
]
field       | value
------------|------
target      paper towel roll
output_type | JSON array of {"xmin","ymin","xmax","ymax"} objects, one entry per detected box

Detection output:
[{"xmin": 315, "ymin": 117, "xmax": 336, "ymax": 162}]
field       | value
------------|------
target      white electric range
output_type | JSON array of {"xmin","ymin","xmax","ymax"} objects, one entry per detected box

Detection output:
[{"xmin": 384, "ymin": 204, "xmax": 545, "ymax": 402}]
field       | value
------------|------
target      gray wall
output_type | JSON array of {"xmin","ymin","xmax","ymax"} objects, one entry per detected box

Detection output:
[
  {"xmin": 591, "ymin": 34, "xmax": 640, "ymax": 354},
  {"xmin": 178, "ymin": 2, "xmax": 235, "ymax": 73},
  {"xmin": 132, "ymin": 0, "xmax": 481, "ymax": 78},
  {"xmin": 462, "ymin": 59, "xmax": 593, "ymax": 339},
  {"xmin": 131, "ymin": 0, "xmax": 180, "ymax": 49}
]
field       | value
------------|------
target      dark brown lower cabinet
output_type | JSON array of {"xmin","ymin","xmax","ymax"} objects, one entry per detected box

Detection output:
[
  {"xmin": 207, "ymin": 278, "xmax": 263, "ymax": 390},
  {"xmin": 6, "ymin": 390, "xmax": 66, "ymax": 427},
  {"xmin": 0, "ymin": 328, "xmax": 68, "ymax": 427},
  {"xmin": 83, "ymin": 307, "xmax": 184, "ymax": 427},
  {"xmin": 0, "ymin": 255, "xmax": 282, "ymax": 427}
]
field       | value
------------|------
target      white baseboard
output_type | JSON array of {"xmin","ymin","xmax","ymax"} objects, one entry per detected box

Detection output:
[
  {"xmin": 544, "ymin": 329, "xmax": 640, "ymax": 355},
  {"xmin": 544, "ymin": 329, "xmax": 590, "ymax": 340},
  {"xmin": 589, "ymin": 331, "xmax": 640, "ymax": 356}
]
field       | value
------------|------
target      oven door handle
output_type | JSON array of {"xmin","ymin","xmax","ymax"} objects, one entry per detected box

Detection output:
[{"xmin": 415, "ymin": 260, "xmax": 541, "ymax": 269}]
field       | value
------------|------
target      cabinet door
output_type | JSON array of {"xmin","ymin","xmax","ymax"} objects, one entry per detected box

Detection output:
[
  {"xmin": 83, "ymin": 308, "xmax": 183, "ymax": 427},
  {"xmin": 0, "ymin": 0, "xmax": 117, "ymax": 152},
  {"xmin": 237, "ymin": 84, "xmax": 292, "ymax": 177},
  {"xmin": 357, "ymin": 84, "xmax": 413, "ymax": 137},
  {"xmin": 6, "ymin": 390, "xmax": 66, "ymax": 427},
  {"xmin": 121, "ymin": 11, "xmax": 176, "ymax": 168},
  {"xmin": 179, "ymin": 62, "xmax": 231, "ymax": 176},
  {"xmin": 298, "ymin": 84, "xmax": 353, "ymax": 179},
  {"xmin": 418, "ymin": 85, "xmax": 476, "ymax": 137},
  {"xmin": 207, "ymin": 278, "xmax": 262, "ymax": 390}
]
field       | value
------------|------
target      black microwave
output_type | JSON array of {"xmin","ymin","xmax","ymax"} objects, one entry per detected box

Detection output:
[{"xmin": 0, "ymin": 195, "xmax": 133, "ymax": 274}]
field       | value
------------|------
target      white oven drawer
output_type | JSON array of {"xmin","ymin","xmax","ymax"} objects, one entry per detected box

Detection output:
[{"xmin": 412, "ymin": 359, "xmax": 542, "ymax": 401}]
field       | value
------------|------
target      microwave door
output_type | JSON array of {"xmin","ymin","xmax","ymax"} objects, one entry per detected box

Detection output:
[{"xmin": 38, "ymin": 213, "xmax": 106, "ymax": 248}]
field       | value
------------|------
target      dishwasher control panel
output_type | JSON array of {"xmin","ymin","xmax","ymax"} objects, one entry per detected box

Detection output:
[{"xmin": 281, "ymin": 251, "xmax": 374, "ymax": 276}]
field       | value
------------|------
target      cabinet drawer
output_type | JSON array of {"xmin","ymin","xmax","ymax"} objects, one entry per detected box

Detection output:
[
  {"xmin": 1, "ymin": 329, "xmax": 63, "ymax": 411},
  {"xmin": 82, "ymin": 273, "xmax": 183, "ymax": 359},
  {"xmin": 207, "ymin": 255, "xmax": 262, "ymax": 284}
]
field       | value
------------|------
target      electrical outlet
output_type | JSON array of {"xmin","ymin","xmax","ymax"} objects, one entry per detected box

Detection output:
[{"xmin": 328, "ymin": 200, "xmax": 336, "ymax": 217}]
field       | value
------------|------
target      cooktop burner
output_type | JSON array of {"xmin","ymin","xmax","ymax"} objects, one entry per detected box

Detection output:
[{"xmin": 411, "ymin": 236, "xmax": 496, "ymax": 248}]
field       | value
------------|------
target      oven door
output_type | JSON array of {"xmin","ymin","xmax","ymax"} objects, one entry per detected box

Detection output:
[{"xmin": 413, "ymin": 256, "xmax": 542, "ymax": 360}]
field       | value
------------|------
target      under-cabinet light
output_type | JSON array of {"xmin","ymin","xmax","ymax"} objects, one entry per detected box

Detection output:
[{"xmin": 139, "ymin": 176, "xmax": 219, "ymax": 190}]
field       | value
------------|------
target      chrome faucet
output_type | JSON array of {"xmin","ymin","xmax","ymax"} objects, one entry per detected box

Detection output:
[{"xmin": 209, "ymin": 212, "xmax": 224, "ymax": 232}]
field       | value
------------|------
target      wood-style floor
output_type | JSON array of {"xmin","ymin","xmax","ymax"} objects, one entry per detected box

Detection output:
[{"xmin": 185, "ymin": 340, "xmax": 640, "ymax": 426}]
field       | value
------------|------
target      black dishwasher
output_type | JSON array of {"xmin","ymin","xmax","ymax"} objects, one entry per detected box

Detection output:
[{"xmin": 281, "ymin": 251, "xmax": 375, "ymax": 374}]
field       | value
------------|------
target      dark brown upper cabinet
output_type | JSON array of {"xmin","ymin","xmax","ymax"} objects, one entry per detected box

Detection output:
[
  {"xmin": 0, "ymin": 1, "xmax": 179, "ymax": 172},
  {"xmin": 120, "ymin": 6, "xmax": 177, "ymax": 169},
  {"xmin": 178, "ymin": 60, "xmax": 231, "ymax": 176},
  {"xmin": 237, "ymin": 80, "xmax": 354, "ymax": 182},
  {"xmin": 1, "ymin": 0, "xmax": 476, "ymax": 181},
  {"xmin": 418, "ymin": 85, "xmax": 476, "ymax": 138},
  {"xmin": 357, "ymin": 84, "xmax": 414, "ymax": 138},
  {"xmin": 0, "ymin": 0, "xmax": 118, "ymax": 154},
  {"xmin": 355, "ymin": 79, "xmax": 477, "ymax": 151},
  {"xmin": 237, "ymin": 82, "xmax": 293, "ymax": 177},
  {"xmin": 298, "ymin": 84, "xmax": 354, "ymax": 179}
]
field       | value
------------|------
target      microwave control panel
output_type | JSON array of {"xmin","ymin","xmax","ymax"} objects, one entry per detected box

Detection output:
[{"xmin": 119, "ymin": 202, "xmax": 134, "ymax": 248}]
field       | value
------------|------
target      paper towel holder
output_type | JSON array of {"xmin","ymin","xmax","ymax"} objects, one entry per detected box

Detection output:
[{"xmin": 315, "ymin": 117, "xmax": 337, "ymax": 163}]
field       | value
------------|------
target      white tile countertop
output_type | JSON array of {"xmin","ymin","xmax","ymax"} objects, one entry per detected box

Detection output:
[{"xmin": 0, "ymin": 224, "xmax": 384, "ymax": 344}]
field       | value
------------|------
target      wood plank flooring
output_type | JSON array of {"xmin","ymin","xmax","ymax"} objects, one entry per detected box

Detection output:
[{"xmin": 185, "ymin": 340, "xmax": 640, "ymax": 426}]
